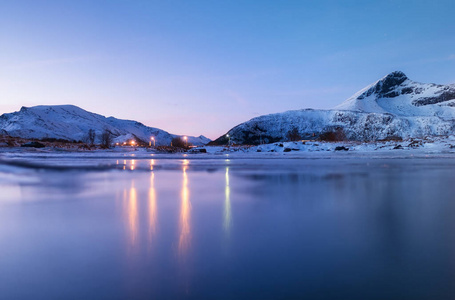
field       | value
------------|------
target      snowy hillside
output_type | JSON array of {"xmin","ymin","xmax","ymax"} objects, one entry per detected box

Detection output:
[
  {"xmin": 0, "ymin": 105, "xmax": 210, "ymax": 146},
  {"xmin": 213, "ymin": 71, "xmax": 455, "ymax": 145}
]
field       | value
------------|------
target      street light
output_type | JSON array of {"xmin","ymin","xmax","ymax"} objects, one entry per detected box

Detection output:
[
  {"xmin": 150, "ymin": 136, "xmax": 155, "ymax": 147},
  {"xmin": 183, "ymin": 136, "xmax": 188, "ymax": 147},
  {"xmin": 226, "ymin": 134, "xmax": 230, "ymax": 146},
  {"xmin": 131, "ymin": 140, "xmax": 135, "ymax": 147}
]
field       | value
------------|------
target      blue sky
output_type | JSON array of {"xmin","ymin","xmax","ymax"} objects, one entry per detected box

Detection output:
[{"xmin": 1, "ymin": 0, "xmax": 455, "ymax": 138}]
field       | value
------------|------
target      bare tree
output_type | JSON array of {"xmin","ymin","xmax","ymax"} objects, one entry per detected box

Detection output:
[
  {"xmin": 100, "ymin": 129, "xmax": 113, "ymax": 148},
  {"xmin": 318, "ymin": 127, "xmax": 347, "ymax": 142},
  {"xmin": 88, "ymin": 129, "xmax": 96, "ymax": 145},
  {"xmin": 286, "ymin": 127, "xmax": 302, "ymax": 141},
  {"xmin": 83, "ymin": 129, "xmax": 96, "ymax": 145},
  {"xmin": 171, "ymin": 136, "xmax": 191, "ymax": 148}
]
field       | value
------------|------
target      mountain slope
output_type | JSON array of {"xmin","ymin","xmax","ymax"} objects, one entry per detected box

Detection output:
[
  {"xmin": 0, "ymin": 105, "xmax": 210, "ymax": 146},
  {"xmin": 213, "ymin": 71, "xmax": 455, "ymax": 144}
]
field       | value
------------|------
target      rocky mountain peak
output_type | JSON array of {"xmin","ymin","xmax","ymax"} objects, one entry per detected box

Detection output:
[{"xmin": 358, "ymin": 71, "xmax": 409, "ymax": 99}]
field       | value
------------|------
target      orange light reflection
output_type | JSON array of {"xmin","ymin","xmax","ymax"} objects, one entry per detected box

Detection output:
[
  {"xmin": 178, "ymin": 165, "xmax": 191, "ymax": 256},
  {"xmin": 127, "ymin": 183, "xmax": 138, "ymax": 247},
  {"xmin": 148, "ymin": 172, "xmax": 157, "ymax": 249}
]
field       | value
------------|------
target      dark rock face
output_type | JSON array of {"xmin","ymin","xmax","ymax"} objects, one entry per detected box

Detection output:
[
  {"xmin": 358, "ymin": 71, "xmax": 408, "ymax": 99},
  {"xmin": 413, "ymin": 90, "xmax": 455, "ymax": 106},
  {"xmin": 190, "ymin": 148, "xmax": 207, "ymax": 153},
  {"xmin": 334, "ymin": 146, "xmax": 349, "ymax": 151},
  {"xmin": 21, "ymin": 142, "xmax": 45, "ymax": 148}
]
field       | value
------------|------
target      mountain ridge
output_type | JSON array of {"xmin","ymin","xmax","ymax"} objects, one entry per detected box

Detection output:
[{"xmin": 0, "ymin": 104, "xmax": 211, "ymax": 146}]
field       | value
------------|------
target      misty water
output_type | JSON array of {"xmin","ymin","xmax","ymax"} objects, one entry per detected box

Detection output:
[{"xmin": 1, "ymin": 155, "xmax": 455, "ymax": 299}]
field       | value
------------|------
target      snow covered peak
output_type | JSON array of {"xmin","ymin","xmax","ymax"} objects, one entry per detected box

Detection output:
[
  {"xmin": 335, "ymin": 72, "xmax": 455, "ymax": 117},
  {"xmin": 360, "ymin": 71, "xmax": 408, "ymax": 98}
]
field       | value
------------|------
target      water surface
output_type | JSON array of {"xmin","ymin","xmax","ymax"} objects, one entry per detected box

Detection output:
[{"xmin": 1, "ymin": 156, "xmax": 455, "ymax": 299}]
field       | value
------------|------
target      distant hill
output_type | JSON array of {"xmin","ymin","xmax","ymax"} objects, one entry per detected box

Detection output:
[
  {"xmin": 212, "ymin": 71, "xmax": 455, "ymax": 145},
  {"xmin": 0, "ymin": 105, "xmax": 211, "ymax": 146}
]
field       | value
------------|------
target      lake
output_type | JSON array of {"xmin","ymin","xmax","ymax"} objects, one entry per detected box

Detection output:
[{"xmin": 1, "ymin": 154, "xmax": 455, "ymax": 299}]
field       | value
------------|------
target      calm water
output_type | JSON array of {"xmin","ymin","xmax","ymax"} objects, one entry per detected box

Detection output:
[{"xmin": 1, "ymin": 156, "xmax": 455, "ymax": 299}]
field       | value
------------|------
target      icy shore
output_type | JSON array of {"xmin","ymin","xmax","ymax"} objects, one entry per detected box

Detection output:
[{"xmin": 1, "ymin": 136, "xmax": 455, "ymax": 161}]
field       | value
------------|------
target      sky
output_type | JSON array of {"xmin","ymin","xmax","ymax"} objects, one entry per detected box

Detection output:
[{"xmin": 1, "ymin": 0, "xmax": 455, "ymax": 139}]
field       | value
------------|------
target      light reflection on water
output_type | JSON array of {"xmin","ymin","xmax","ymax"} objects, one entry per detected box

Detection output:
[
  {"xmin": 126, "ymin": 182, "xmax": 138, "ymax": 248},
  {"xmin": 2, "ymin": 157, "xmax": 455, "ymax": 299},
  {"xmin": 148, "ymin": 171, "xmax": 157, "ymax": 251},
  {"xmin": 179, "ymin": 164, "xmax": 191, "ymax": 257},
  {"xmin": 224, "ymin": 167, "xmax": 231, "ymax": 235}
]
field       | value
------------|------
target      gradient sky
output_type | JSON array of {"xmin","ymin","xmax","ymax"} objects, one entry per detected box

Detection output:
[{"xmin": 1, "ymin": 0, "xmax": 455, "ymax": 139}]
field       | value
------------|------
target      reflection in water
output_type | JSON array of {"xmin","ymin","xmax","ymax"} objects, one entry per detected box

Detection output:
[
  {"xmin": 148, "ymin": 172, "xmax": 157, "ymax": 249},
  {"xmin": 0, "ymin": 185, "xmax": 22, "ymax": 201},
  {"xmin": 179, "ymin": 165, "xmax": 191, "ymax": 256},
  {"xmin": 125, "ymin": 182, "xmax": 138, "ymax": 248},
  {"xmin": 224, "ymin": 167, "xmax": 231, "ymax": 235},
  {"xmin": 150, "ymin": 159, "xmax": 155, "ymax": 171},
  {"xmin": 131, "ymin": 160, "xmax": 136, "ymax": 171}
]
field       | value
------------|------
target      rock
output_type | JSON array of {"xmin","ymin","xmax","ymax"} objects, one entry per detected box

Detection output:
[
  {"xmin": 189, "ymin": 148, "xmax": 207, "ymax": 153},
  {"xmin": 393, "ymin": 145, "xmax": 403, "ymax": 149},
  {"xmin": 407, "ymin": 141, "xmax": 421, "ymax": 148},
  {"xmin": 334, "ymin": 146, "xmax": 349, "ymax": 151},
  {"xmin": 283, "ymin": 148, "xmax": 292, "ymax": 152},
  {"xmin": 21, "ymin": 142, "xmax": 45, "ymax": 148}
]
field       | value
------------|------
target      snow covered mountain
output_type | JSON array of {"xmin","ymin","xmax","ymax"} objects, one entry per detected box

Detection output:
[
  {"xmin": 0, "ymin": 105, "xmax": 211, "ymax": 146},
  {"xmin": 213, "ymin": 71, "xmax": 455, "ymax": 144},
  {"xmin": 335, "ymin": 71, "xmax": 455, "ymax": 117}
]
